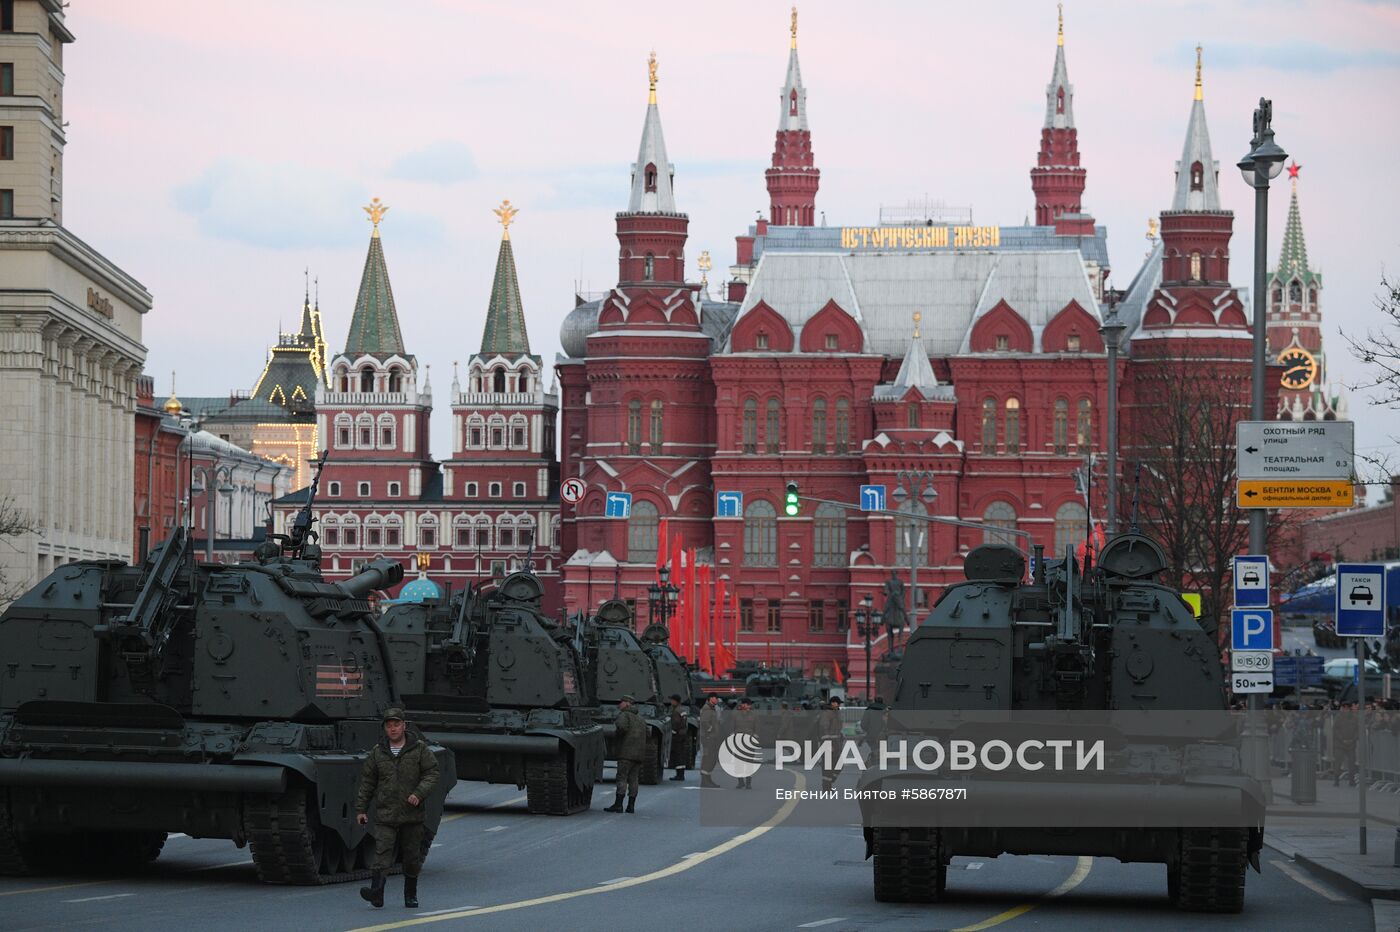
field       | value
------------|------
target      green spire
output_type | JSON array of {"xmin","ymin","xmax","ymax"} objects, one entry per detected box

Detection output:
[
  {"xmin": 479, "ymin": 200, "xmax": 532, "ymax": 357},
  {"xmin": 343, "ymin": 199, "xmax": 406, "ymax": 356},
  {"xmin": 1276, "ymin": 167, "xmax": 1316, "ymax": 282}
]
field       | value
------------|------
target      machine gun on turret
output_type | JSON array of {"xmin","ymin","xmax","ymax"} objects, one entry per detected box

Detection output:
[
  {"xmin": 268, "ymin": 449, "xmax": 328, "ymax": 560},
  {"xmin": 102, "ymin": 526, "xmax": 193, "ymax": 687}
]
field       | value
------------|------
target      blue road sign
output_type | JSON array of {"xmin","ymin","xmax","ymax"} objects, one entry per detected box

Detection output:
[
  {"xmin": 859, "ymin": 485, "xmax": 887, "ymax": 511},
  {"xmin": 1230, "ymin": 609, "xmax": 1274, "ymax": 652},
  {"xmin": 604, "ymin": 492, "xmax": 632, "ymax": 519},
  {"xmin": 716, "ymin": 491, "xmax": 743, "ymax": 518},
  {"xmin": 1336, "ymin": 562, "xmax": 1386, "ymax": 637},
  {"xmin": 1274, "ymin": 657, "xmax": 1298, "ymax": 686},
  {"xmin": 1233, "ymin": 555, "xmax": 1269, "ymax": 608},
  {"xmin": 1299, "ymin": 656, "xmax": 1324, "ymax": 685}
]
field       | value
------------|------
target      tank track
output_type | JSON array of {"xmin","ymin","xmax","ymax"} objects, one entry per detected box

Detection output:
[
  {"xmin": 243, "ymin": 787, "xmax": 381, "ymax": 885},
  {"xmin": 1170, "ymin": 827, "xmax": 1247, "ymax": 913},
  {"xmin": 639, "ymin": 733, "xmax": 661, "ymax": 786},
  {"xmin": 526, "ymin": 752, "xmax": 590, "ymax": 815},
  {"xmin": 872, "ymin": 827, "xmax": 946, "ymax": 903}
]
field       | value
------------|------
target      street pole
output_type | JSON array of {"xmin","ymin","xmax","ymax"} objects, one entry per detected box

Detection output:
[
  {"xmin": 1238, "ymin": 98, "xmax": 1287, "ymax": 807},
  {"xmin": 1101, "ymin": 308, "xmax": 1123, "ymax": 536},
  {"xmin": 1359, "ymin": 639, "xmax": 1368, "ymax": 854}
]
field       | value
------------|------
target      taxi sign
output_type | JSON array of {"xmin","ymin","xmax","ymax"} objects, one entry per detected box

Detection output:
[
  {"xmin": 1336, "ymin": 563, "xmax": 1386, "ymax": 637},
  {"xmin": 1232, "ymin": 555, "xmax": 1269, "ymax": 608}
]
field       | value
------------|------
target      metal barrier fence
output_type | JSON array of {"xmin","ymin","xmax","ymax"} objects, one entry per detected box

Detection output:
[{"xmin": 1267, "ymin": 714, "xmax": 1400, "ymax": 783}]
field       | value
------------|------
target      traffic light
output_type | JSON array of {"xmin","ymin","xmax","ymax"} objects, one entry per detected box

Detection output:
[{"xmin": 784, "ymin": 481, "xmax": 800, "ymax": 517}]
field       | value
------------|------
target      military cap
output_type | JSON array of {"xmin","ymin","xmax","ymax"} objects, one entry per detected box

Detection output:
[
  {"xmin": 669, "ymin": 694, "xmax": 683, "ymax": 703},
  {"xmin": 382, "ymin": 707, "xmax": 406, "ymax": 722},
  {"xmin": 620, "ymin": 694, "xmax": 636, "ymax": 703}
]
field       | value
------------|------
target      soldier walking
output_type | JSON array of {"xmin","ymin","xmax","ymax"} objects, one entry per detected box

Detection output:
[
  {"xmin": 698, "ymin": 695, "xmax": 723, "ymax": 788},
  {"xmin": 606, "ymin": 695, "xmax": 647, "ymax": 812},
  {"xmin": 667, "ymin": 694, "xmax": 691, "ymax": 781},
  {"xmin": 355, "ymin": 708, "xmax": 440, "ymax": 909},
  {"xmin": 819, "ymin": 696, "xmax": 844, "ymax": 792}
]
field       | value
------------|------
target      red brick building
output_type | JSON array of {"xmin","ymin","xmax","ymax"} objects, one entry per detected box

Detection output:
[{"xmin": 133, "ymin": 375, "xmax": 188, "ymax": 558}]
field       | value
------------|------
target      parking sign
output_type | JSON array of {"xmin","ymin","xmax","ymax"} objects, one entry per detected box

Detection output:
[
  {"xmin": 1336, "ymin": 563, "xmax": 1386, "ymax": 637},
  {"xmin": 1230, "ymin": 609, "xmax": 1274, "ymax": 652}
]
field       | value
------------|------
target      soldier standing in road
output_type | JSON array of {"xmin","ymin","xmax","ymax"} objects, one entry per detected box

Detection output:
[
  {"xmin": 606, "ymin": 695, "xmax": 647, "ymax": 812},
  {"xmin": 667, "ymin": 694, "xmax": 691, "ymax": 781},
  {"xmin": 355, "ymin": 708, "xmax": 440, "ymax": 910},
  {"xmin": 819, "ymin": 696, "xmax": 844, "ymax": 792},
  {"xmin": 699, "ymin": 695, "xmax": 723, "ymax": 788},
  {"xmin": 732, "ymin": 699, "xmax": 757, "ymax": 789}
]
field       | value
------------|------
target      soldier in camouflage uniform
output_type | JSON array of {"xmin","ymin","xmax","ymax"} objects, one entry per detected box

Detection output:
[
  {"xmin": 606, "ymin": 695, "xmax": 647, "ymax": 813},
  {"xmin": 355, "ymin": 708, "xmax": 440, "ymax": 909},
  {"xmin": 667, "ymin": 694, "xmax": 692, "ymax": 781}
]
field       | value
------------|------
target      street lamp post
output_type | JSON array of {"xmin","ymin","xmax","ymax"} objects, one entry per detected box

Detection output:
[
  {"xmin": 1098, "ymin": 295, "xmax": 1126, "ymax": 536},
  {"xmin": 647, "ymin": 564, "xmax": 679, "ymax": 630},
  {"xmin": 849, "ymin": 594, "xmax": 884, "ymax": 702},
  {"xmin": 191, "ymin": 463, "xmax": 235, "ymax": 563},
  {"xmin": 892, "ymin": 471, "xmax": 937, "ymax": 627},
  {"xmin": 1238, "ymin": 97, "xmax": 1288, "ymax": 820}
]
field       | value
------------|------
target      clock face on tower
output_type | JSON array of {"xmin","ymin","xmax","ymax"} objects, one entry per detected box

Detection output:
[{"xmin": 1278, "ymin": 347, "xmax": 1318, "ymax": 389}]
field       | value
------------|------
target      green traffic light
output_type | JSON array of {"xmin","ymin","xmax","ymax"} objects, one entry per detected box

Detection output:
[{"xmin": 785, "ymin": 482, "xmax": 800, "ymax": 516}]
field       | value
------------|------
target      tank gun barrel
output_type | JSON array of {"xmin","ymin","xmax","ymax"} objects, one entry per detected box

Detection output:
[{"xmin": 336, "ymin": 559, "xmax": 404, "ymax": 599}]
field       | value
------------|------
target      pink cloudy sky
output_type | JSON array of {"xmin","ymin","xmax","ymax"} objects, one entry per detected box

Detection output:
[{"xmin": 58, "ymin": 0, "xmax": 1400, "ymax": 482}]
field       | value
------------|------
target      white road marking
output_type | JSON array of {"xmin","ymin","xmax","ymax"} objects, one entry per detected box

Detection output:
[
  {"xmin": 681, "ymin": 852, "xmax": 704, "ymax": 859},
  {"xmin": 596, "ymin": 877, "xmax": 635, "ymax": 885},
  {"xmin": 797, "ymin": 919, "xmax": 846, "ymax": 928},
  {"xmin": 966, "ymin": 862, "xmax": 985, "ymax": 870},
  {"xmin": 167, "ymin": 833, "xmax": 188, "ymax": 839},
  {"xmin": 187, "ymin": 859, "xmax": 253, "ymax": 872},
  {"xmin": 484, "ymin": 825, "xmax": 507, "ymax": 833},
  {"xmin": 488, "ymin": 794, "xmax": 527, "ymax": 809},
  {"xmin": 64, "ymin": 893, "xmax": 136, "ymax": 903},
  {"xmin": 419, "ymin": 906, "xmax": 478, "ymax": 916},
  {"xmin": 1271, "ymin": 859, "xmax": 1347, "ymax": 902}
]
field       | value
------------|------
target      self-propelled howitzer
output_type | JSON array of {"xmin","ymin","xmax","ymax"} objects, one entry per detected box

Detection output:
[
  {"xmin": 375, "ymin": 572, "xmax": 605, "ymax": 815},
  {"xmin": 582, "ymin": 601, "xmax": 672, "ymax": 785},
  {"xmin": 858, "ymin": 534, "xmax": 1264, "ymax": 913},
  {"xmin": 0, "ymin": 524, "xmax": 455, "ymax": 884}
]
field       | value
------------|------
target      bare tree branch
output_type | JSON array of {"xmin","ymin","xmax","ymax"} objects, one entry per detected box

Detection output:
[{"xmin": 0, "ymin": 497, "xmax": 40, "ymax": 605}]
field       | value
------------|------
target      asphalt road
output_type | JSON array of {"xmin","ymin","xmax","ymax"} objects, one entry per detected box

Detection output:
[{"xmin": 0, "ymin": 768, "xmax": 1374, "ymax": 932}]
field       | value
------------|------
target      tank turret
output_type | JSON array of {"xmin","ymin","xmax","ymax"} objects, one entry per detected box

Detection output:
[
  {"xmin": 0, "ymin": 452, "xmax": 455, "ymax": 884},
  {"xmin": 581, "ymin": 601, "xmax": 672, "ymax": 785},
  {"xmin": 857, "ymin": 532, "xmax": 1264, "ymax": 912},
  {"xmin": 375, "ymin": 571, "xmax": 605, "ymax": 815}
]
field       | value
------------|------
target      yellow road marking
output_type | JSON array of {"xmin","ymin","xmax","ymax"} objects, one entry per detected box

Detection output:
[
  {"xmin": 347, "ymin": 775, "xmax": 804, "ymax": 932},
  {"xmin": 0, "ymin": 880, "xmax": 110, "ymax": 898},
  {"xmin": 1271, "ymin": 858, "xmax": 1346, "ymax": 902},
  {"xmin": 952, "ymin": 855, "xmax": 1093, "ymax": 931},
  {"xmin": 488, "ymin": 794, "xmax": 527, "ymax": 809}
]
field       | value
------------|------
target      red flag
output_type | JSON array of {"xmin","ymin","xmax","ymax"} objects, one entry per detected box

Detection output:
[
  {"xmin": 730, "ymin": 592, "xmax": 741, "ymax": 671},
  {"xmin": 670, "ymin": 541, "xmax": 686, "ymax": 657},
  {"xmin": 685, "ymin": 550, "xmax": 698, "ymax": 671},
  {"xmin": 697, "ymin": 563, "xmax": 712, "ymax": 675},
  {"xmin": 832, "ymin": 662, "xmax": 845, "ymax": 685},
  {"xmin": 712, "ymin": 576, "xmax": 725, "ymax": 677},
  {"xmin": 656, "ymin": 516, "xmax": 669, "ymax": 578},
  {"xmin": 714, "ymin": 581, "xmax": 734, "ymax": 677}
]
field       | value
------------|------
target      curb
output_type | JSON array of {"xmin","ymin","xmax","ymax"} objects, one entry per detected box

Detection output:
[{"xmin": 1265, "ymin": 833, "xmax": 1400, "ymax": 902}]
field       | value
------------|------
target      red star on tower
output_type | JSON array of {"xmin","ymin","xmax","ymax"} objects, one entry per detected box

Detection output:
[{"xmin": 1287, "ymin": 161, "xmax": 1302, "ymax": 179}]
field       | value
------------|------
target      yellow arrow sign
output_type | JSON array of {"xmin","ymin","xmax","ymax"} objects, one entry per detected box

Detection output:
[{"xmin": 1237, "ymin": 479, "xmax": 1354, "ymax": 508}]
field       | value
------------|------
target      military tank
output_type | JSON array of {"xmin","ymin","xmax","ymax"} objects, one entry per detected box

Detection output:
[
  {"xmin": 582, "ymin": 601, "xmax": 671, "ymax": 784},
  {"xmin": 858, "ymin": 534, "xmax": 1265, "ymax": 913},
  {"xmin": 375, "ymin": 572, "xmax": 604, "ymax": 815},
  {"xmin": 639, "ymin": 623, "xmax": 699, "ymax": 769},
  {"xmin": 0, "ymin": 458, "xmax": 455, "ymax": 884}
]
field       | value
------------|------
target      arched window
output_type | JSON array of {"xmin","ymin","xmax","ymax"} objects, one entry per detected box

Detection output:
[
  {"xmin": 981, "ymin": 398, "xmax": 996, "ymax": 449},
  {"xmin": 906, "ymin": 404, "xmax": 920, "ymax": 429},
  {"xmin": 1289, "ymin": 280, "xmax": 1303, "ymax": 303},
  {"xmin": 1056, "ymin": 86, "xmax": 1065, "ymax": 114},
  {"xmin": 813, "ymin": 502, "xmax": 846, "ymax": 567},
  {"xmin": 1190, "ymin": 161, "xmax": 1203, "ymax": 191},
  {"xmin": 765, "ymin": 398, "xmax": 780, "ymax": 454},
  {"xmin": 466, "ymin": 415, "xmax": 484, "ymax": 449},
  {"xmin": 387, "ymin": 368, "xmax": 403, "ymax": 393},
  {"xmin": 811, "ymin": 398, "xmax": 827, "ymax": 454},
  {"xmin": 510, "ymin": 415, "xmax": 528, "ymax": 449},
  {"xmin": 628, "ymin": 501, "xmax": 659, "ymax": 563},
  {"xmin": 835, "ymin": 398, "xmax": 850, "ymax": 453},
  {"xmin": 1272, "ymin": 287, "xmax": 1283, "ymax": 307},
  {"xmin": 1190, "ymin": 251, "xmax": 1202, "ymax": 281},
  {"xmin": 336, "ymin": 366, "xmax": 350, "ymax": 393},
  {"xmin": 497, "ymin": 516, "xmax": 514, "ymax": 549},
  {"xmin": 359, "ymin": 366, "xmax": 375, "ymax": 393},
  {"xmin": 894, "ymin": 500, "xmax": 929, "ymax": 566},
  {"xmin": 742, "ymin": 398, "xmax": 758, "ymax": 453},
  {"xmin": 377, "ymin": 413, "xmax": 396, "ymax": 450},
  {"xmin": 518, "ymin": 516, "xmax": 536, "ymax": 550},
  {"xmin": 356, "ymin": 413, "xmax": 374, "ymax": 448},
  {"xmin": 335, "ymin": 413, "xmax": 353, "ymax": 449},
  {"xmin": 1076, "ymin": 399, "xmax": 1092, "ymax": 450},
  {"xmin": 488, "ymin": 415, "xmax": 506, "ymax": 449},
  {"xmin": 1308, "ymin": 286, "xmax": 1317, "ymax": 308},
  {"xmin": 1053, "ymin": 398, "xmax": 1069, "ymax": 455},
  {"xmin": 493, "ymin": 368, "xmax": 506, "ymax": 393},
  {"xmin": 983, "ymin": 501, "xmax": 1018, "ymax": 546},
  {"xmin": 1004, "ymin": 398, "xmax": 1021, "ymax": 454},
  {"xmin": 475, "ymin": 517, "xmax": 491, "ymax": 550},
  {"xmin": 649, "ymin": 399, "xmax": 663, "ymax": 454},
  {"xmin": 789, "ymin": 88, "xmax": 798, "ymax": 117},
  {"xmin": 1053, "ymin": 501, "xmax": 1087, "ymax": 558},
  {"xmin": 743, "ymin": 500, "xmax": 777, "ymax": 566},
  {"xmin": 628, "ymin": 399, "xmax": 642, "ymax": 454},
  {"xmin": 644, "ymin": 162, "xmax": 657, "ymax": 192},
  {"xmin": 644, "ymin": 253, "xmax": 655, "ymax": 281}
]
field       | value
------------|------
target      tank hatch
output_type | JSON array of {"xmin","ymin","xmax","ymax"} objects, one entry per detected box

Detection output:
[
  {"xmin": 1097, "ymin": 534, "xmax": 1168, "ymax": 580},
  {"xmin": 595, "ymin": 600, "xmax": 631, "ymax": 626},
  {"xmin": 962, "ymin": 545, "xmax": 1025, "ymax": 585},
  {"xmin": 498, "ymin": 573, "xmax": 544, "ymax": 605}
]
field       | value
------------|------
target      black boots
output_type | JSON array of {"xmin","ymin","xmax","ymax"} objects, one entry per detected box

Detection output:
[
  {"xmin": 404, "ymin": 876, "xmax": 419, "ymax": 909},
  {"xmin": 670, "ymin": 769, "xmax": 686, "ymax": 781},
  {"xmin": 604, "ymin": 792, "xmax": 625, "ymax": 812},
  {"xmin": 625, "ymin": 795, "xmax": 636, "ymax": 814},
  {"xmin": 359, "ymin": 870, "xmax": 386, "ymax": 908}
]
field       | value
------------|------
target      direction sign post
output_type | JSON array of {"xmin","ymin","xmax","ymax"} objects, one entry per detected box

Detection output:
[
  {"xmin": 1236, "ymin": 420, "xmax": 1354, "ymax": 508},
  {"xmin": 716, "ymin": 491, "xmax": 744, "ymax": 518},
  {"xmin": 859, "ymin": 485, "xmax": 886, "ymax": 511},
  {"xmin": 1231, "ymin": 673, "xmax": 1274, "ymax": 694},
  {"xmin": 1232, "ymin": 555, "xmax": 1269, "ymax": 608},
  {"xmin": 604, "ymin": 491, "xmax": 633, "ymax": 519},
  {"xmin": 1336, "ymin": 563, "xmax": 1386, "ymax": 637}
]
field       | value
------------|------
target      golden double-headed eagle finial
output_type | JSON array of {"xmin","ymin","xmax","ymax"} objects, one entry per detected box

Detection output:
[
  {"xmin": 1194, "ymin": 44, "xmax": 1203, "ymax": 100},
  {"xmin": 913, "ymin": 311, "xmax": 922, "ymax": 340},
  {"xmin": 1057, "ymin": 4, "xmax": 1064, "ymax": 47},
  {"xmin": 363, "ymin": 197, "xmax": 389, "ymax": 237},
  {"xmin": 648, "ymin": 50, "xmax": 658, "ymax": 104},
  {"xmin": 791, "ymin": 7, "xmax": 798, "ymax": 49},
  {"xmin": 494, "ymin": 199, "xmax": 519, "ymax": 240}
]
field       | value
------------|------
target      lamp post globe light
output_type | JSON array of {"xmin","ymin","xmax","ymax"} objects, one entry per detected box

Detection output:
[
  {"xmin": 892, "ymin": 471, "xmax": 936, "ymax": 626},
  {"xmin": 1097, "ymin": 295, "xmax": 1126, "ymax": 535},
  {"xmin": 647, "ymin": 564, "xmax": 679, "ymax": 629}
]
